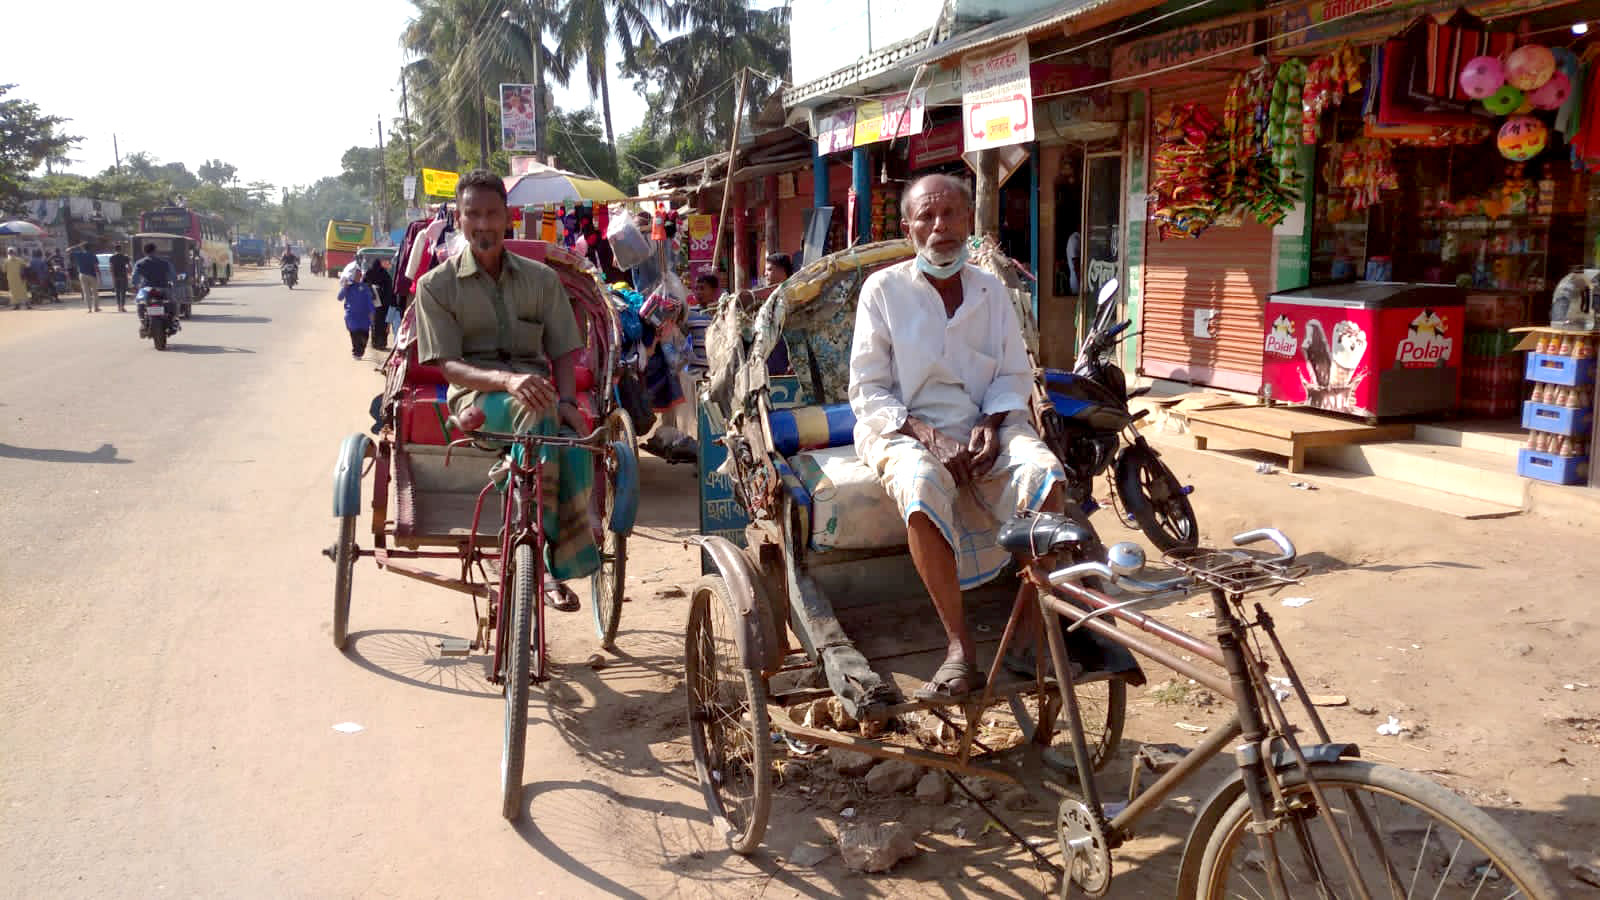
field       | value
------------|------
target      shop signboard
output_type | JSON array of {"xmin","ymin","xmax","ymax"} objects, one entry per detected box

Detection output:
[
  {"xmin": 499, "ymin": 83, "xmax": 537, "ymax": 151},
  {"xmin": 961, "ymin": 38, "xmax": 1035, "ymax": 152},
  {"xmin": 907, "ymin": 120, "xmax": 964, "ymax": 170},
  {"xmin": 1268, "ymin": 0, "xmax": 1553, "ymax": 52},
  {"xmin": 1111, "ymin": 11, "xmax": 1259, "ymax": 80},
  {"xmin": 817, "ymin": 108, "xmax": 857, "ymax": 155},
  {"xmin": 853, "ymin": 88, "xmax": 928, "ymax": 146},
  {"xmin": 686, "ymin": 213, "xmax": 718, "ymax": 282},
  {"xmin": 421, "ymin": 168, "xmax": 459, "ymax": 198},
  {"xmin": 402, "ymin": 175, "xmax": 417, "ymax": 202}
]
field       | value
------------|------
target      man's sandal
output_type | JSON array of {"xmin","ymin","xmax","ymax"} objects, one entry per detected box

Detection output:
[
  {"xmin": 913, "ymin": 659, "xmax": 986, "ymax": 701},
  {"xmin": 544, "ymin": 580, "xmax": 580, "ymax": 612}
]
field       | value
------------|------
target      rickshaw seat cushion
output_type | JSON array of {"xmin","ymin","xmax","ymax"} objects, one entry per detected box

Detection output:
[
  {"xmin": 398, "ymin": 384, "xmax": 456, "ymax": 445},
  {"xmin": 996, "ymin": 511, "xmax": 1095, "ymax": 558},
  {"xmin": 788, "ymin": 445, "xmax": 908, "ymax": 553},
  {"xmin": 768, "ymin": 403, "xmax": 857, "ymax": 457}
]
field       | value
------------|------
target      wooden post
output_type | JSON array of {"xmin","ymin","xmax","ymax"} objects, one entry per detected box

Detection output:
[
  {"xmin": 763, "ymin": 174, "xmax": 779, "ymax": 262},
  {"xmin": 974, "ymin": 148, "xmax": 999, "ymax": 240},
  {"xmin": 710, "ymin": 68, "xmax": 748, "ymax": 290},
  {"xmin": 732, "ymin": 183, "xmax": 749, "ymax": 289}
]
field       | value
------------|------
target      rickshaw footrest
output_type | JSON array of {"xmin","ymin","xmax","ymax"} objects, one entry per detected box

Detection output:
[{"xmin": 437, "ymin": 638, "xmax": 474, "ymax": 657}]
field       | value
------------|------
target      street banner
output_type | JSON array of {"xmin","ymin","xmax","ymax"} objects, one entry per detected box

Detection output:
[
  {"xmin": 853, "ymin": 88, "xmax": 928, "ymax": 146},
  {"xmin": 499, "ymin": 83, "xmax": 537, "ymax": 151},
  {"xmin": 961, "ymin": 38, "xmax": 1035, "ymax": 152},
  {"xmin": 421, "ymin": 168, "xmax": 459, "ymax": 198},
  {"xmin": 817, "ymin": 108, "xmax": 857, "ymax": 155},
  {"xmin": 1111, "ymin": 12, "xmax": 1258, "ymax": 80},
  {"xmin": 402, "ymin": 175, "xmax": 417, "ymax": 202},
  {"xmin": 685, "ymin": 213, "xmax": 718, "ymax": 282}
]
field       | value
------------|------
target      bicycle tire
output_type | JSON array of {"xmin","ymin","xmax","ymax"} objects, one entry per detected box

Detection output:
[
  {"xmin": 500, "ymin": 543, "xmax": 536, "ymax": 822},
  {"xmin": 1194, "ymin": 760, "xmax": 1558, "ymax": 899},
  {"xmin": 331, "ymin": 515, "xmax": 356, "ymax": 649}
]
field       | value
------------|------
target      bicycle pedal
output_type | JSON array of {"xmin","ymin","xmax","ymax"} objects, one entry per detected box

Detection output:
[
  {"xmin": 1136, "ymin": 742, "xmax": 1189, "ymax": 774},
  {"xmin": 437, "ymin": 638, "xmax": 473, "ymax": 657}
]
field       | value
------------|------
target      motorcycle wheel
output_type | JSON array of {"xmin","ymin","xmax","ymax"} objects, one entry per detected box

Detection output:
[
  {"xmin": 153, "ymin": 326, "xmax": 168, "ymax": 351},
  {"xmin": 1115, "ymin": 442, "xmax": 1198, "ymax": 552}
]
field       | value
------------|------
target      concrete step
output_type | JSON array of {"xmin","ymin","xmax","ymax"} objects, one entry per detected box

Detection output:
[
  {"xmin": 1307, "ymin": 440, "xmax": 1529, "ymax": 508},
  {"xmin": 1413, "ymin": 422, "xmax": 1526, "ymax": 460}
]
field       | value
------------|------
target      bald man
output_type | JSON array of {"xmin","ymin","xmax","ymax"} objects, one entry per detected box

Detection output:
[{"xmin": 848, "ymin": 174, "xmax": 1068, "ymax": 700}]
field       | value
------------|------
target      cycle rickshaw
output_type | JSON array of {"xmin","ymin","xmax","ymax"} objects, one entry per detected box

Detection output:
[
  {"xmin": 326, "ymin": 239, "xmax": 640, "ymax": 819},
  {"xmin": 683, "ymin": 241, "xmax": 1555, "ymax": 897}
]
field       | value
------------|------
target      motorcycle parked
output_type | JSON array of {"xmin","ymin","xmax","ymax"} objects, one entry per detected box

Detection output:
[
  {"xmin": 136, "ymin": 285, "xmax": 180, "ymax": 351},
  {"xmin": 281, "ymin": 260, "xmax": 299, "ymax": 289},
  {"xmin": 1039, "ymin": 278, "xmax": 1199, "ymax": 551}
]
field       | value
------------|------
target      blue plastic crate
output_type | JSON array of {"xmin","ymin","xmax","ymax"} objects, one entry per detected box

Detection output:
[
  {"xmin": 1521, "ymin": 401, "xmax": 1595, "ymax": 438},
  {"xmin": 1524, "ymin": 353, "xmax": 1597, "ymax": 387},
  {"xmin": 1517, "ymin": 448, "xmax": 1590, "ymax": 485}
]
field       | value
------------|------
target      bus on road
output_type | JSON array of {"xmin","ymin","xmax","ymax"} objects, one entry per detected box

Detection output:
[
  {"xmin": 324, "ymin": 220, "xmax": 373, "ymax": 278},
  {"xmin": 140, "ymin": 207, "xmax": 233, "ymax": 284}
]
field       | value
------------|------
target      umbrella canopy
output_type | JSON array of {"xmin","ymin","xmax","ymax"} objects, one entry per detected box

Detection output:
[
  {"xmin": 504, "ymin": 165, "xmax": 625, "ymax": 207},
  {"xmin": 0, "ymin": 221, "xmax": 47, "ymax": 237}
]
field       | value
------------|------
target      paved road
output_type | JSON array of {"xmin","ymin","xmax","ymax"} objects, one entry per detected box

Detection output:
[{"xmin": 0, "ymin": 270, "xmax": 718, "ymax": 897}]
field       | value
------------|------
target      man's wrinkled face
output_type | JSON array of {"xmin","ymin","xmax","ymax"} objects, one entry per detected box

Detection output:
[
  {"xmin": 905, "ymin": 180, "xmax": 971, "ymax": 265},
  {"xmin": 459, "ymin": 186, "xmax": 508, "ymax": 256}
]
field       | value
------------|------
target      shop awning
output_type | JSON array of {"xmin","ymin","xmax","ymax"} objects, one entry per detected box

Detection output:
[{"xmin": 893, "ymin": 0, "xmax": 1166, "ymax": 70}]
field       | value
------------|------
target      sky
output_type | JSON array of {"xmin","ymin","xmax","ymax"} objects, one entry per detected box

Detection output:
[{"xmin": 7, "ymin": 0, "xmax": 657, "ymax": 191}]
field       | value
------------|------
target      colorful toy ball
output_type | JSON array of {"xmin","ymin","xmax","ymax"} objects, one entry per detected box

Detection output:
[
  {"xmin": 1458, "ymin": 55, "xmax": 1506, "ymax": 99},
  {"xmin": 1529, "ymin": 71, "xmax": 1572, "ymax": 110},
  {"xmin": 1497, "ymin": 115, "xmax": 1548, "ymax": 162},
  {"xmin": 1505, "ymin": 45, "xmax": 1556, "ymax": 91},
  {"xmin": 1482, "ymin": 84, "xmax": 1524, "ymax": 116}
]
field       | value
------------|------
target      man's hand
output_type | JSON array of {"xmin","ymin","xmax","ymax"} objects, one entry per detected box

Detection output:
[
  {"xmin": 557, "ymin": 400, "xmax": 588, "ymax": 436},
  {"xmin": 503, "ymin": 371, "xmax": 557, "ymax": 413},
  {"xmin": 906, "ymin": 418, "xmax": 973, "ymax": 485},
  {"xmin": 967, "ymin": 415, "xmax": 1004, "ymax": 478}
]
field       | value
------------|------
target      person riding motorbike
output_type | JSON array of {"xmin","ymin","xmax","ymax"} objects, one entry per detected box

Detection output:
[
  {"xmin": 132, "ymin": 242, "xmax": 178, "ymax": 337},
  {"xmin": 281, "ymin": 247, "xmax": 300, "ymax": 268}
]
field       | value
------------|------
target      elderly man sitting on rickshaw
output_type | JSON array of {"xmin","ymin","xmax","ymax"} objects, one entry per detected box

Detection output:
[
  {"xmin": 849, "ymin": 173, "xmax": 1069, "ymax": 700},
  {"xmin": 411, "ymin": 169, "xmax": 598, "ymax": 610}
]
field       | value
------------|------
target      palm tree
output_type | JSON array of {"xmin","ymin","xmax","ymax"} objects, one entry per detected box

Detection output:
[
  {"xmin": 627, "ymin": 0, "xmax": 789, "ymax": 146},
  {"xmin": 552, "ymin": 0, "xmax": 667, "ymax": 173}
]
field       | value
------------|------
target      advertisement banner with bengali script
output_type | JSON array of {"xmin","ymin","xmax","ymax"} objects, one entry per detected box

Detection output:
[
  {"xmin": 421, "ymin": 168, "xmax": 459, "ymax": 198},
  {"xmin": 499, "ymin": 83, "xmax": 537, "ymax": 152},
  {"xmin": 961, "ymin": 39, "xmax": 1035, "ymax": 152}
]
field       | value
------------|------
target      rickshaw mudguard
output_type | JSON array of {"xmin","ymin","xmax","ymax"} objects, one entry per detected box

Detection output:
[
  {"xmin": 1173, "ymin": 742, "xmax": 1361, "ymax": 898},
  {"xmin": 692, "ymin": 535, "xmax": 782, "ymax": 674},
  {"xmin": 608, "ymin": 439, "xmax": 639, "ymax": 534},
  {"xmin": 333, "ymin": 433, "xmax": 373, "ymax": 517}
]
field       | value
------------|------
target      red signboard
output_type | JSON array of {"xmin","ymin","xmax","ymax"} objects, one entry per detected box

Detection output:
[{"xmin": 907, "ymin": 120, "xmax": 964, "ymax": 171}]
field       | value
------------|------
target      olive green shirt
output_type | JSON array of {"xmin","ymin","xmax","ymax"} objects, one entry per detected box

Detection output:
[{"xmin": 413, "ymin": 247, "xmax": 583, "ymax": 380}]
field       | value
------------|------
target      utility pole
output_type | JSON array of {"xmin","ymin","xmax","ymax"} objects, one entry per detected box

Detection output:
[
  {"xmin": 528, "ymin": 0, "xmax": 547, "ymax": 161},
  {"xmin": 376, "ymin": 117, "xmax": 388, "ymax": 236},
  {"xmin": 112, "ymin": 134, "xmax": 121, "ymax": 173},
  {"xmin": 399, "ymin": 68, "xmax": 416, "ymax": 175},
  {"xmin": 712, "ymin": 68, "xmax": 749, "ymax": 289}
]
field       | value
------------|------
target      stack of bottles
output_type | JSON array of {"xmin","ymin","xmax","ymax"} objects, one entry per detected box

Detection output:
[
  {"xmin": 1518, "ymin": 332, "xmax": 1596, "ymax": 485},
  {"xmin": 1461, "ymin": 329, "xmax": 1522, "ymax": 417}
]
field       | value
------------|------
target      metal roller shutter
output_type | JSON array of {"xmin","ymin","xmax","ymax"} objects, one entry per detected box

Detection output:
[{"xmin": 1139, "ymin": 76, "xmax": 1273, "ymax": 394}]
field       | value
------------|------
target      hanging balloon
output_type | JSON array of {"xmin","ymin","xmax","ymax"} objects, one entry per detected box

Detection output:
[
  {"xmin": 1505, "ymin": 45, "xmax": 1556, "ymax": 91},
  {"xmin": 1458, "ymin": 55, "xmax": 1507, "ymax": 99},
  {"xmin": 1513, "ymin": 98, "xmax": 1535, "ymax": 115},
  {"xmin": 1482, "ymin": 84, "xmax": 1524, "ymax": 116},
  {"xmin": 1497, "ymin": 116, "xmax": 1548, "ymax": 162},
  {"xmin": 1529, "ymin": 71, "xmax": 1572, "ymax": 110}
]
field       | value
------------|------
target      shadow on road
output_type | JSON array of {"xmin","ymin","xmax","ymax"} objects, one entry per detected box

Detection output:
[
  {"xmin": 344, "ymin": 628, "xmax": 498, "ymax": 699},
  {"xmin": 168, "ymin": 344, "xmax": 256, "ymax": 354},
  {"xmin": 189, "ymin": 314, "xmax": 271, "ymax": 324},
  {"xmin": 0, "ymin": 441, "xmax": 132, "ymax": 464}
]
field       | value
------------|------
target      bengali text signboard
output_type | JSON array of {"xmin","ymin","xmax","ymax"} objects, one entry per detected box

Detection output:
[
  {"xmin": 853, "ymin": 88, "xmax": 928, "ymax": 146},
  {"xmin": 817, "ymin": 108, "xmax": 858, "ymax": 155},
  {"xmin": 686, "ymin": 213, "xmax": 718, "ymax": 282},
  {"xmin": 961, "ymin": 39, "xmax": 1035, "ymax": 153},
  {"xmin": 1111, "ymin": 12, "xmax": 1259, "ymax": 80},
  {"xmin": 421, "ymin": 167, "xmax": 459, "ymax": 198}
]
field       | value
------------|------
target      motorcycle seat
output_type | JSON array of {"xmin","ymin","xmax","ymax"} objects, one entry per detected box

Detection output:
[{"xmin": 996, "ymin": 510, "xmax": 1095, "ymax": 559}]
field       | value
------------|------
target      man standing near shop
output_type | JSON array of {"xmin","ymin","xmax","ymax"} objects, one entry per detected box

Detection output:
[
  {"xmin": 848, "ymin": 173, "xmax": 1070, "ymax": 700},
  {"xmin": 108, "ymin": 243, "xmax": 132, "ymax": 311},
  {"xmin": 5, "ymin": 248, "xmax": 29, "ymax": 310},
  {"xmin": 70, "ymin": 244, "xmax": 101, "ymax": 312}
]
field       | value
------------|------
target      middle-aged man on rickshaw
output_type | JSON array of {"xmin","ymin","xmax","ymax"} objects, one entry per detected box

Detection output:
[
  {"xmin": 848, "ymin": 173, "xmax": 1070, "ymax": 701},
  {"xmin": 411, "ymin": 169, "xmax": 597, "ymax": 610}
]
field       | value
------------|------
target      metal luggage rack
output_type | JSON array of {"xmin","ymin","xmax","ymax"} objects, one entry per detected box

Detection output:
[{"xmin": 1161, "ymin": 545, "xmax": 1306, "ymax": 596}]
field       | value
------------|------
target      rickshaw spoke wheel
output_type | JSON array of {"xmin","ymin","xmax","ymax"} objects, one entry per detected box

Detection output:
[
  {"xmin": 685, "ymin": 576, "xmax": 772, "ymax": 855},
  {"xmin": 591, "ymin": 411, "xmax": 633, "ymax": 649},
  {"xmin": 501, "ymin": 543, "xmax": 537, "ymax": 822},
  {"xmin": 331, "ymin": 515, "xmax": 357, "ymax": 650}
]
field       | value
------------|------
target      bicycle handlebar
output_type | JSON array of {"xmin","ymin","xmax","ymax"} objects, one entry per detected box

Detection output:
[
  {"xmin": 1047, "ymin": 527, "xmax": 1298, "ymax": 594},
  {"xmin": 448, "ymin": 423, "xmax": 611, "ymax": 451},
  {"xmin": 1230, "ymin": 527, "xmax": 1296, "ymax": 563}
]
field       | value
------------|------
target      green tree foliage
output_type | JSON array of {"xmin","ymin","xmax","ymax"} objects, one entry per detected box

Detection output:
[
  {"xmin": 553, "ymin": 0, "xmax": 666, "ymax": 171},
  {"xmin": 546, "ymin": 107, "xmax": 620, "ymax": 186},
  {"xmin": 197, "ymin": 159, "xmax": 238, "ymax": 186},
  {"xmin": 0, "ymin": 84, "xmax": 80, "ymax": 213}
]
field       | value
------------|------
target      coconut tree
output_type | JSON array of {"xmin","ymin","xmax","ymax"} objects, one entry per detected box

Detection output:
[{"xmin": 552, "ymin": 0, "xmax": 667, "ymax": 172}]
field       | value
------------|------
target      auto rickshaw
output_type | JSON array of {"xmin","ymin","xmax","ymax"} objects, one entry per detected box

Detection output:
[
  {"xmin": 129, "ymin": 232, "xmax": 202, "ymax": 318},
  {"xmin": 354, "ymin": 246, "xmax": 397, "ymax": 272}
]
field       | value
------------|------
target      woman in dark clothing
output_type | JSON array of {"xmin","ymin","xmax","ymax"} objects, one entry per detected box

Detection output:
[{"xmin": 365, "ymin": 257, "xmax": 397, "ymax": 350}]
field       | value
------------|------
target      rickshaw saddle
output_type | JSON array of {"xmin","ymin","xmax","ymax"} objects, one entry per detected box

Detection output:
[{"xmin": 996, "ymin": 511, "xmax": 1095, "ymax": 559}]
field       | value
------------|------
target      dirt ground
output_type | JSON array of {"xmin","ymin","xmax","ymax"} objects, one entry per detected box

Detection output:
[{"xmin": 2, "ymin": 268, "xmax": 1594, "ymax": 897}]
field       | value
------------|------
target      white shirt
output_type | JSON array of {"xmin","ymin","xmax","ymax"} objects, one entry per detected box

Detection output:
[{"xmin": 848, "ymin": 260, "xmax": 1033, "ymax": 453}]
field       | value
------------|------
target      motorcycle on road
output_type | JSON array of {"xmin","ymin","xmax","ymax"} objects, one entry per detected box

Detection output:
[
  {"xmin": 136, "ymin": 285, "xmax": 180, "ymax": 351},
  {"xmin": 1039, "ymin": 278, "xmax": 1200, "ymax": 551},
  {"xmin": 282, "ymin": 260, "xmax": 299, "ymax": 289}
]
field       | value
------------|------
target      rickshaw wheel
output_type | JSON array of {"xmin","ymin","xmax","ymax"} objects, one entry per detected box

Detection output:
[
  {"xmin": 501, "ymin": 543, "xmax": 537, "ymax": 822},
  {"xmin": 331, "ymin": 515, "xmax": 356, "ymax": 649},
  {"xmin": 1012, "ymin": 678, "xmax": 1126, "ymax": 774},
  {"xmin": 685, "ymin": 576, "xmax": 772, "ymax": 854},
  {"xmin": 591, "ymin": 411, "xmax": 635, "ymax": 648}
]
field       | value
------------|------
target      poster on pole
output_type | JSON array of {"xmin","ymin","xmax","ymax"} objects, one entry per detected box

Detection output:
[
  {"xmin": 499, "ymin": 83, "xmax": 537, "ymax": 152},
  {"xmin": 685, "ymin": 213, "xmax": 718, "ymax": 283},
  {"xmin": 402, "ymin": 175, "xmax": 417, "ymax": 202},
  {"xmin": 421, "ymin": 168, "xmax": 459, "ymax": 198},
  {"xmin": 853, "ymin": 88, "xmax": 927, "ymax": 146},
  {"xmin": 961, "ymin": 38, "xmax": 1035, "ymax": 152}
]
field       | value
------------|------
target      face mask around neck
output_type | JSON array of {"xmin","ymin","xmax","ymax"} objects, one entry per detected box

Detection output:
[{"xmin": 915, "ymin": 244, "xmax": 968, "ymax": 280}]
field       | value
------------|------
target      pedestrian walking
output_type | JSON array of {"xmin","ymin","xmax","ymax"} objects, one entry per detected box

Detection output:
[
  {"xmin": 70, "ymin": 244, "xmax": 101, "ymax": 311},
  {"xmin": 365, "ymin": 256, "xmax": 396, "ymax": 351},
  {"xmin": 28, "ymin": 250, "xmax": 50, "ymax": 302},
  {"xmin": 108, "ymin": 243, "xmax": 132, "ymax": 311},
  {"xmin": 4, "ymin": 248, "xmax": 29, "ymax": 310},
  {"xmin": 338, "ymin": 268, "xmax": 378, "ymax": 359}
]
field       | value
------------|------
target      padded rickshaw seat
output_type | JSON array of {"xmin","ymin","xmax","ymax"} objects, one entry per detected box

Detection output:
[
  {"xmin": 765, "ymin": 404, "xmax": 908, "ymax": 553},
  {"xmin": 996, "ymin": 511, "xmax": 1096, "ymax": 559}
]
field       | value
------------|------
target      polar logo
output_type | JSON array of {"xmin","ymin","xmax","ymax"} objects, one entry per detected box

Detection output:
[{"xmin": 1397, "ymin": 334, "xmax": 1453, "ymax": 365}]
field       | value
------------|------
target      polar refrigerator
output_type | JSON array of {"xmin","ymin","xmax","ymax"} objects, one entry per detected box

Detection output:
[{"xmin": 1261, "ymin": 282, "xmax": 1465, "ymax": 420}]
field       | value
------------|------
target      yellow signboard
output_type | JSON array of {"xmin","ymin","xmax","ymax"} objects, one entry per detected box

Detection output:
[{"xmin": 421, "ymin": 167, "xmax": 460, "ymax": 198}]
